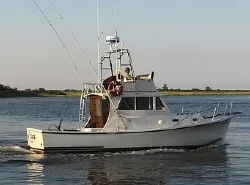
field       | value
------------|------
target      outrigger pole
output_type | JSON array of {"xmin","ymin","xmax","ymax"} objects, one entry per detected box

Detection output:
[
  {"xmin": 32, "ymin": 0, "xmax": 118, "ymax": 110},
  {"xmin": 32, "ymin": 0, "xmax": 84, "ymax": 84}
]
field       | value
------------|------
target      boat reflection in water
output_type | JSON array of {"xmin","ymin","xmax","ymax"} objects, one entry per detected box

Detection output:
[
  {"xmin": 87, "ymin": 146, "xmax": 231, "ymax": 184},
  {"xmin": 26, "ymin": 154, "xmax": 45, "ymax": 185},
  {"xmin": 25, "ymin": 145, "xmax": 232, "ymax": 184}
]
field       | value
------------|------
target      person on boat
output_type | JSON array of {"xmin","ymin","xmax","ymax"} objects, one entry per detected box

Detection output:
[{"xmin": 124, "ymin": 67, "xmax": 133, "ymax": 80}]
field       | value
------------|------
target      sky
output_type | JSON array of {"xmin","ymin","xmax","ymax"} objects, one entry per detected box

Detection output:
[{"xmin": 1, "ymin": 0, "xmax": 250, "ymax": 90}]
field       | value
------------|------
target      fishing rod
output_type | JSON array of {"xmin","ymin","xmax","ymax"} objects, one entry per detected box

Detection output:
[
  {"xmin": 32, "ymin": 0, "xmax": 119, "ymax": 112},
  {"xmin": 45, "ymin": 0, "xmax": 119, "ymax": 108},
  {"xmin": 31, "ymin": 0, "xmax": 84, "ymax": 84},
  {"xmin": 46, "ymin": 0, "xmax": 104, "ymax": 89}
]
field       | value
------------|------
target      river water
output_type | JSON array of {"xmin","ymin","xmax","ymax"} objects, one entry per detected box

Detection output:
[{"xmin": 0, "ymin": 96, "xmax": 249, "ymax": 184}]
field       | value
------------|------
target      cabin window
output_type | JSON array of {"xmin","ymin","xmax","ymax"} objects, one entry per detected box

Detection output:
[
  {"xmin": 118, "ymin": 97, "xmax": 135, "ymax": 110},
  {"xmin": 156, "ymin": 97, "xmax": 165, "ymax": 110},
  {"xmin": 136, "ymin": 97, "xmax": 153, "ymax": 110}
]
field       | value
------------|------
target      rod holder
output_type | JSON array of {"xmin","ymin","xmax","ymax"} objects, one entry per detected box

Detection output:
[
  {"xmin": 230, "ymin": 101, "xmax": 233, "ymax": 115},
  {"xmin": 223, "ymin": 105, "xmax": 228, "ymax": 116},
  {"xmin": 212, "ymin": 108, "xmax": 217, "ymax": 121}
]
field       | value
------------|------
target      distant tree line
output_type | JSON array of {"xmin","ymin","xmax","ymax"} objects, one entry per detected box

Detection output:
[
  {"xmin": 0, "ymin": 84, "xmax": 18, "ymax": 92},
  {"xmin": 0, "ymin": 84, "xmax": 38, "ymax": 98},
  {"xmin": 25, "ymin": 87, "xmax": 66, "ymax": 95},
  {"xmin": 64, "ymin": 89, "xmax": 79, "ymax": 92},
  {"xmin": 158, "ymin": 84, "xmax": 219, "ymax": 91},
  {"xmin": 0, "ymin": 84, "xmax": 69, "ymax": 97}
]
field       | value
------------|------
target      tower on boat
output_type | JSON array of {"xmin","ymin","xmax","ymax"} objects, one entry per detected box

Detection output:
[{"xmin": 78, "ymin": 34, "xmax": 161, "ymax": 132}]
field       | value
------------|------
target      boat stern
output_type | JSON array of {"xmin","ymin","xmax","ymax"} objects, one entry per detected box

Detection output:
[{"xmin": 27, "ymin": 128, "xmax": 44, "ymax": 152}]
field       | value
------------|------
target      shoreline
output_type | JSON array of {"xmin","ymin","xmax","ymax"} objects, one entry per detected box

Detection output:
[
  {"xmin": 160, "ymin": 90, "xmax": 250, "ymax": 96},
  {"xmin": 1, "ymin": 90, "xmax": 250, "ymax": 98}
]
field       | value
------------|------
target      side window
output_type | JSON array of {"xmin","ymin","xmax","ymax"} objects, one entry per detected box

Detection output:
[
  {"xmin": 118, "ymin": 97, "xmax": 135, "ymax": 110},
  {"xmin": 136, "ymin": 97, "xmax": 153, "ymax": 110},
  {"xmin": 156, "ymin": 97, "xmax": 165, "ymax": 110}
]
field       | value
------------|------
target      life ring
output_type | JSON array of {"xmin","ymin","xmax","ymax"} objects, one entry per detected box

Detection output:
[{"xmin": 108, "ymin": 81, "xmax": 123, "ymax": 96}]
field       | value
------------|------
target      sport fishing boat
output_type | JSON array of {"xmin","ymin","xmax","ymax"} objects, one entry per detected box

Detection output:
[
  {"xmin": 26, "ymin": 1, "xmax": 237, "ymax": 153},
  {"xmin": 27, "ymin": 33, "xmax": 235, "ymax": 153}
]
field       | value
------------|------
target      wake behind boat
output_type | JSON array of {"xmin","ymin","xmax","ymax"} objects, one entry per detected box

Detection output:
[{"xmin": 27, "ymin": 1, "xmax": 236, "ymax": 153}]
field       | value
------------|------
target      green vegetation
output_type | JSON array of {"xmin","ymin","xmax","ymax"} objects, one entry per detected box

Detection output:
[
  {"xmin": 160, "ymin": 90, "xmax": 250, "ymax": 96},
  {"xmin": 0, "ymin": 84, "xmax": 40, "ymax": 98},
  {"xmin": 158, "ymin": 84, "xmax": 250, "ymax": 96},
  {"xmin": 39, "ymin": 89, "xmax": 81, "ymax": 97},
  {"xmin": 1, "ymin": 83, "xmax": 250, "ymax": 98},
  {"xmin": 0, "ymin": 84, "xmax": 80, "ymax": 98},
  {"xmin": 63, "ymin": 90, "xmax": 81, "ymax": 97}
]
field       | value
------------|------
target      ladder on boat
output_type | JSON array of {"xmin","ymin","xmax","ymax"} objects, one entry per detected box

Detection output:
[
  {"xmin": 79, "ymin": 88, "xmax": 86, "ymax": 122},
  {"xmin": 78, "ymin": 83, "xmax": 99, "ymax": 123}
]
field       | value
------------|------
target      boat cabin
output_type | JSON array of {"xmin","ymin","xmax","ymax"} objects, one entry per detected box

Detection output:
[
  {"xmin": 80, "ymin": 35, "xmax": 169, "ymax": 131},
  {"xmin": 84, "ymin": 76, "xmax": 168, "ymax": 130}
]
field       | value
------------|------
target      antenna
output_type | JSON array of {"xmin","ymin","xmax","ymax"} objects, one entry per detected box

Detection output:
[
  {"xmin": 46, "ymin": 0, "xmax": 104, "ymax": 88},
  {"xmin": 97, "ymin": 0, "xmax": 101, "ymax": 88},
  {"xmin": 112, "ymin": 0, "xmax": 119, "ymax": 78},
  {"xmin": 112, "ymin": 0, "xmax": 117, "ymax": 32}
]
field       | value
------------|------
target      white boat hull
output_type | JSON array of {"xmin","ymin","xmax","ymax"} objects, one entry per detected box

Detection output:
[{"xmin": 27, "ymin": 118, "xmax": 231, "ymax": 153}]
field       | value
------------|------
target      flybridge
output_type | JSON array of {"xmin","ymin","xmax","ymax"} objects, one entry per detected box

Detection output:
[{"xmin": 100, "ymin": 35, "xmax": 135, "ymax": 84}]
